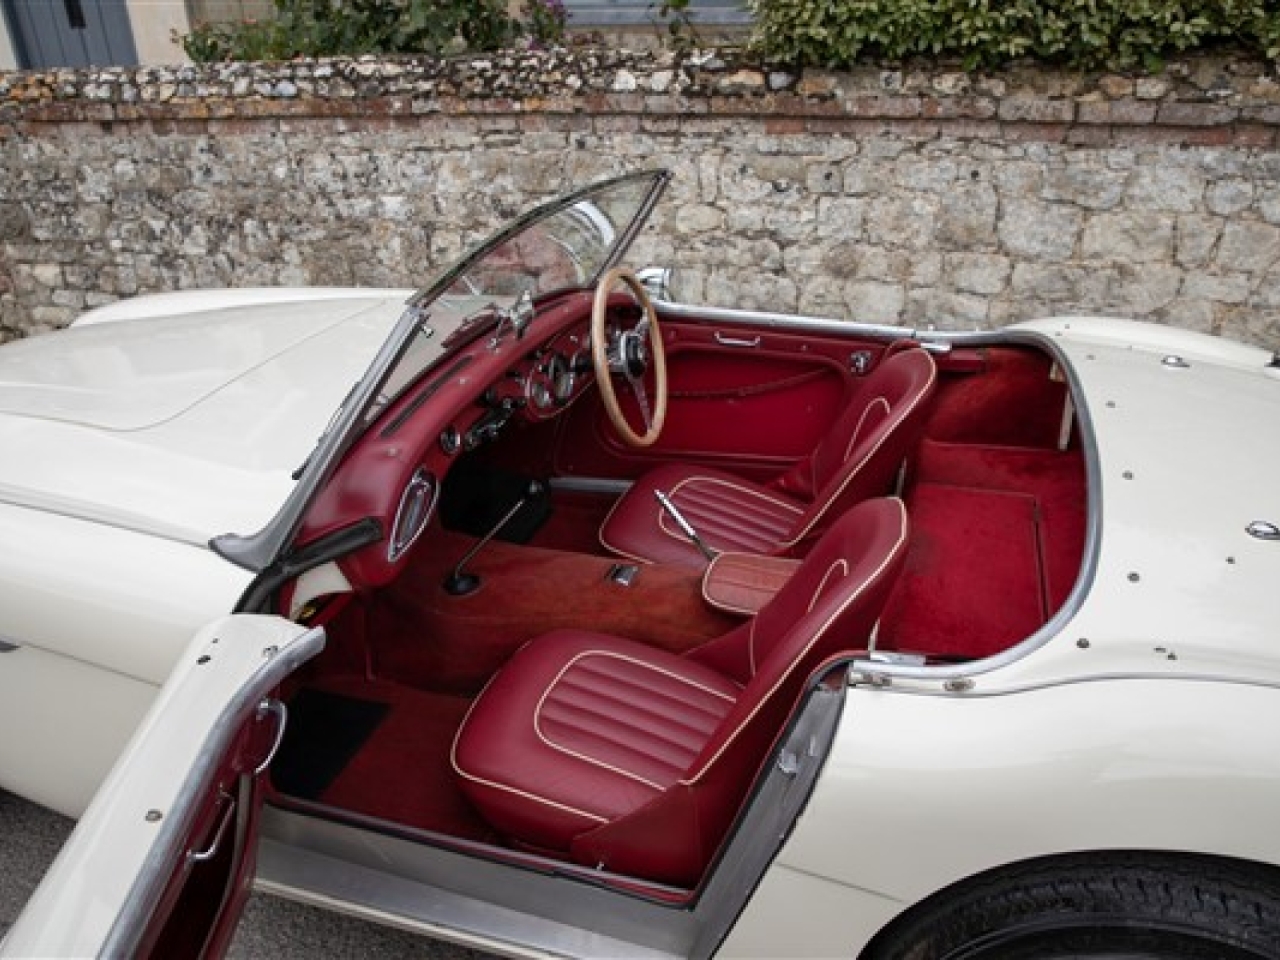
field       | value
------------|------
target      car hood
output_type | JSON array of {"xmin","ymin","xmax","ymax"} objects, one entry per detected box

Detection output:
[{"xmin": 0, "ymin": 291, "xmax": 409, "ymax": 547}]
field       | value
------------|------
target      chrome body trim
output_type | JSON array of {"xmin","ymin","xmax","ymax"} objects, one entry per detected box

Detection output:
[
  {"xmin": 656, "ymin": 300, "xmax": 918, "ymax": 340},
  {"xmin": 1246, "ymin": 520, "xmax": 1280, "ymax": 542},
  {"xmin": 387, "ymin": 468, "xmax": 439, "ymax": 562}
]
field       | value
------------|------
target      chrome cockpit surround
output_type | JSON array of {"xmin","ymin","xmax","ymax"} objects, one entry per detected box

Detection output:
[
  {"xmin": 655, "ymin": 300, "xmax": 920, "ymax": 342},
  {"xmin": 651, "ymin": 300, "xmax": 1102, "ymax": 687}
]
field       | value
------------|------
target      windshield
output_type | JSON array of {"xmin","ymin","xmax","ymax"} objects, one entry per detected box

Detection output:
[{"xmin": 362, "ymin": 170, "xmax": 669, "ymax": 424}]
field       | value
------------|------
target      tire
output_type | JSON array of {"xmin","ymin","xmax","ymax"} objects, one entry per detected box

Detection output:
[{"xmin": 865, "ymin": 852, "xmax": 1280, "ymax": 960}]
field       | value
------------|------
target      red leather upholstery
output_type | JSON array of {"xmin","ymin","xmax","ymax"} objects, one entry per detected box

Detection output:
[
  {"xmin": 453, "ymin": 498, "xmax": 909, "ymax": 885},
  {"xmin": 600, "ymin": 348, "xmax": 935, "ymax": 569}
]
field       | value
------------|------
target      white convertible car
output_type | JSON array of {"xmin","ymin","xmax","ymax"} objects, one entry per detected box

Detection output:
[{"xmin": 3, "ymin": 170, "xmax": 1280, "ymax": 958}]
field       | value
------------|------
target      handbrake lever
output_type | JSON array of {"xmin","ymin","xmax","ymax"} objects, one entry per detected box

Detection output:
[{"xmin": 654, "ymin": 489, "xmax": 717, "ymax": 562}]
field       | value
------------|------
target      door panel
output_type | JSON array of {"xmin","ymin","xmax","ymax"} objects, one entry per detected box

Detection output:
[
  {"xmin": 136, "ymin": 701, "xmax": 284, "ymax": 959},
  {"xmin": 1, "ymin": 617, "xmax": 322, "ymax": 960},
  {"xmin": 554, "ymin": 314, "xmax": 888, "ymax": 483}
]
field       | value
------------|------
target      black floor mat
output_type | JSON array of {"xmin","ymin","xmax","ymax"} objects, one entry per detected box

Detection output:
[
  {"xmin": 270, "ymin": 688, "xmax": 389, "ymax": 801},
  {"xmin": 439, "ymin": 456, "xmax": 550, "ymax": 543}
]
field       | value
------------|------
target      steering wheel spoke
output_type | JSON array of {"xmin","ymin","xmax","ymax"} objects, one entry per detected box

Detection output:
[{"xmin": 591, "ymin": 267, "xmax": 668, "ymax": 448}]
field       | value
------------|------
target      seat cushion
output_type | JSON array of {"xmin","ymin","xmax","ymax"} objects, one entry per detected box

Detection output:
[
  {"xmin": 452, "ymin": 629, "xmax": 741, "ymax": 853},
  {"xmin": 599, "ymin": 463, "xmax": 805, "ymax": 569}
]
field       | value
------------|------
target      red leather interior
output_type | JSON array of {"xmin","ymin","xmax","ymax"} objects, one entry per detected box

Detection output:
[
  {"xmin": 599, "ymin": 348, "xmax": 936, "ymax": 569},
  {"xmin": 452, "ymin": 498, "xmax": 909, "ymax": 885},
  {"xmin": 599, "ymin": 464, "xmax": 806, "ymax": 567},
  {"xmin": 553, "ymin": 319, "xmax": 880, "ymax": 483},
  {"xmin": 701, "ymin": 553, "xmax": 802, "ymax": 616}
]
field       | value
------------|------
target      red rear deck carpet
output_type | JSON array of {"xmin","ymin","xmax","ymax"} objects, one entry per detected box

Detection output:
[{"xmin": 879, "ymin": 483, "xmax": 1046, "ymax": 659}]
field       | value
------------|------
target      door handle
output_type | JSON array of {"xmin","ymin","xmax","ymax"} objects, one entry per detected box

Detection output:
[
  {"xmin": 189, "ymin": 796, "xmax": 235, "ymax": 864},
  {"xmin": 713, "ymin": 331, "xmax": 761, "ymax": 348},
  {"xmin": 252, "ymin": 698, "xmax": 288, "ymax": 777}
]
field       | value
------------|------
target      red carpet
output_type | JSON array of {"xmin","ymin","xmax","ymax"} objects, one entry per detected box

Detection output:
[{"xmin": 282, "ymin": 675, "xmax": 496, "ymax": 841}]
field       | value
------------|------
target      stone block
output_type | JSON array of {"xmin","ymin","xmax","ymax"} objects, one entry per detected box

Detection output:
[
  {"xmin": 844, "ymin": 280, "xmax": 905, "ymax": 322},
  {"xmin": 1156, "ymin": 102, "xmax": 1237, "ymax": 126},
  {"xmin": 864, "ymin": 194, "xmax": 939, "ymax": 251},
  {"xmin": 936, "ymin": 182, "xmax": 999, "ymax": 249},
  {"xmin": 1081, "ymin": 212, "xmax": 1175, "ymax": 262},
  {"xmin": 1216, "ymin": 221, "xmax": 1280, "ymax": 274},
  {"xmin": 1042, "ymin": 163, "xmax": 1127, "ymax": 210},
  {"xmin": 1170, "ymin": 218, "xmax": 1220, "ymax": 273},
  {"xmin": 1127, "ymin": 166, "xmax": 1206, "ymax": 212},
  {"xmin": 1205, "ymin": 179, "xmax": 1254, "ymax": 216},
  {"xmin": 999, "ymin": 201, "xmax": 1082, "ymax": 261},
  {"xmin": 946, "ymin": 253, "xmax": 1012, "ymax": 295},
  {"xmin": 1181, "ymin": 272, "xmax": 1251, "ymax": 303},
  {"xmin": 998, "ymin": 99, "xmax": 1075, "ymax": 124}
]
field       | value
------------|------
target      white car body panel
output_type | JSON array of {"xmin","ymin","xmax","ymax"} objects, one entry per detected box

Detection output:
[
  {"xmin": 72, "ymin": 286, "xmax": 413, "ymax": 327},
  {"xmin": 0, "ymin": 615, "xmax": 321, "ymax": 959},
  {"xmin": 0, "ymin": 292, "xmax": 405, "ymax": 545},
  {"xmin": 720, "ymin": 678, "xmax": 1280, "ymax": 956},
  {"xmin": 0, "ymin": 501, "xmax": 253, "ymax": 816}
]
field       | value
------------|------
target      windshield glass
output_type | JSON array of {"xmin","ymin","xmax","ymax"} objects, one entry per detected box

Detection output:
[{"xmin": 363, "ymin": 170, "xmax": 669, "ymax": 423}]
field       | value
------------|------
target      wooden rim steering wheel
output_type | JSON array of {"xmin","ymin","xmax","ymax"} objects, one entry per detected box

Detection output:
[{"xmin": 591, "ymin": 266, "xmax": 668, "ymax": 448}]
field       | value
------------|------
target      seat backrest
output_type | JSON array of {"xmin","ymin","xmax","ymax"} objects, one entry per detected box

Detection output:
[
  {"xmin": 774, "ymin": 348, "xmax": 934, "ymax": 550},
  {"xmin": 570, "ymin": 498, "xmax": 909, "ymax": 884},
  {"xmin": 686, "ymin": 496, "xmax": 909, "ymax": 766}
]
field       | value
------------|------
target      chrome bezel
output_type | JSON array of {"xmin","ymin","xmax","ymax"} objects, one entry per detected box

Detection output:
[{"xmin": 387, "ymin": 468, "xmax": 439, "ymax": 562}]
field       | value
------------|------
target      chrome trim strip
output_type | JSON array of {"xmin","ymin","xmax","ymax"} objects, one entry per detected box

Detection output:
[
  {"xmin": 0, "ymin": 636, "xmax": 18, "ymax": 652},
  {"xmin": 656, "ymin": 300, "xmax": 919, "ymax": 340},
  {"xmin": 387, "ymin": 468, "xmax": 439, "ymax": 562}
]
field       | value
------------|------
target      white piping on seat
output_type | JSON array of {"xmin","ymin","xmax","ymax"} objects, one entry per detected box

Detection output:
[
  {"xmin": 780, "ymin": 356, "xmax": 935, "ymax": 547},
  {"xmin": 533, "ymin": 649, "xmax": 738, "ymax": 792},
  {"xmin": 451, "ymin": 672, "xmax": 611, "ymax": 827},
  {"xmin": 683, "ymin": 498, "xmax": 909, "ymax": 786},
  {"xmin": 655, "ymin": 475, "xmax": 803, "ymax": 548}
]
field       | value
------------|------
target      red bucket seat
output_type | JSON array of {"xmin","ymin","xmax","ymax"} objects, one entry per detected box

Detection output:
[
  {"xmin": 451, "ymin": 498, "xmax": 909, "ymax": 886},
  {"xmin": 599, "ymin": 347, "xmax": 934, "ymax": 569}
]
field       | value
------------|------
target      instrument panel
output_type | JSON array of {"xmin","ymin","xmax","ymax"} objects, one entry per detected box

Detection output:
[{"xmin": 518, "ymin": 321, "xmax": 594, "ymax": 419}]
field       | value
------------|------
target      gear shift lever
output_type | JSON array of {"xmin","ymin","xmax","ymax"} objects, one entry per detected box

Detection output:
[{"xmin": 444, "ymin": 481, "xmax": 544, "ymax": 596}]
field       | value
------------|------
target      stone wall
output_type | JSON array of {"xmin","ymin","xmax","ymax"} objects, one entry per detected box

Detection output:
[{"xmin": 2, "ymin": 49, "xmax": 1279, "ymax": 345}]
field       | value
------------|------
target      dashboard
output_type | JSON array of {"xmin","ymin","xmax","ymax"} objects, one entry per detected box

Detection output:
[{"xmin": 294, "ymin": 290, "xmax": 604, "ymax": 590}]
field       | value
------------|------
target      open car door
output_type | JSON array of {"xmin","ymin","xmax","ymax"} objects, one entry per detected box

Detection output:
[{"xmin": 2, "ymin": 615, "xmax": 323, "ymax": 959}]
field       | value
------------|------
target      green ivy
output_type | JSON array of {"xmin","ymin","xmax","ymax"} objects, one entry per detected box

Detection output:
[
  {"xmin": 748, "ymin": 0, "xmax": 1280, "ymax": 69},
  {"xmin": 181, "ymin": 0, "xmax": 567, "ymax": 62}
]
